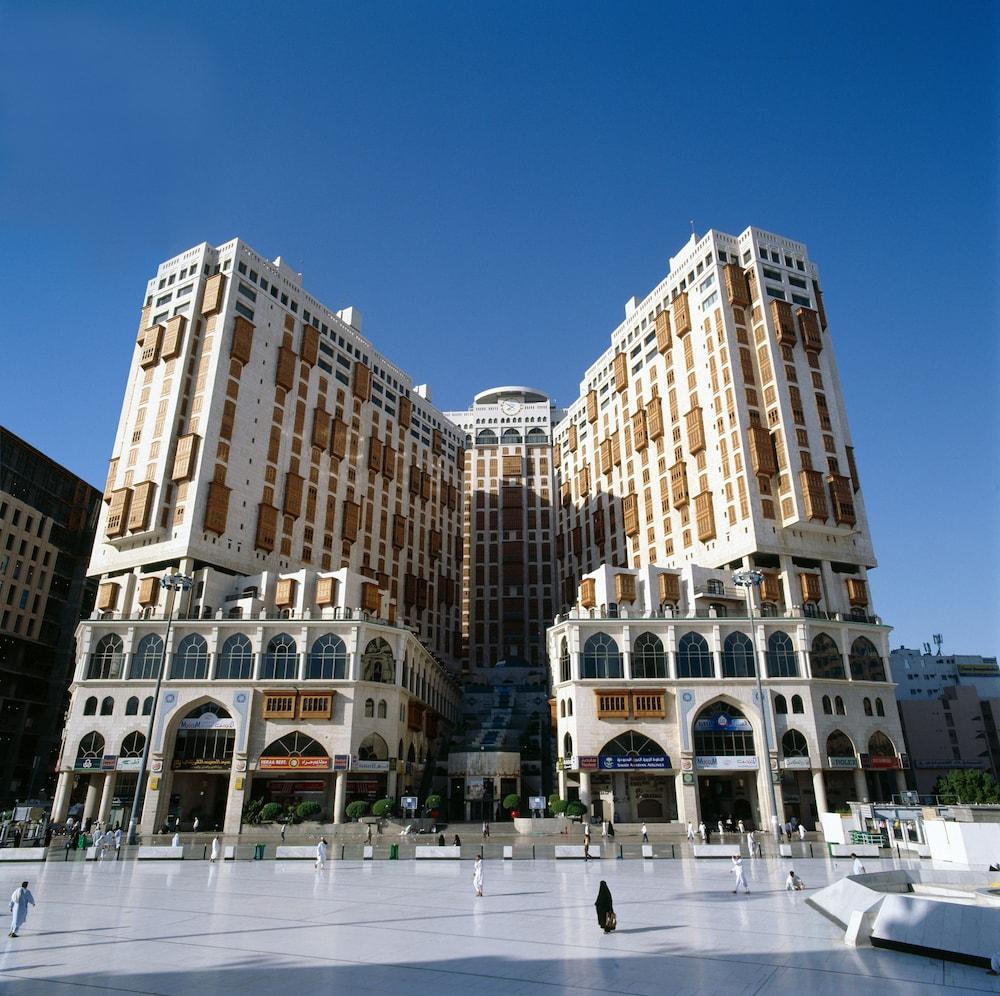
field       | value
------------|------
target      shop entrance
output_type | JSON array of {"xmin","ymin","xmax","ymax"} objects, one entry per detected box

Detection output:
[
  {"xmin": 693, "ymin": 701, "xmax": 762, "ymax": 828},
  {"xmin": 697, "ymin": 774, "xmax": 757, "ymax": 827},
  {"xmin": 168, "ymin": 703, "xmax": 234, "ymax": 831}
]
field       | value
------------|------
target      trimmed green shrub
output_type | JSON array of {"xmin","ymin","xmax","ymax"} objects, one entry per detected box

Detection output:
[
  {"xmin": 372, "ymin": 798, "xmax": 394, "ymax": 817},
  {"xmin": 549, "ymin": 798, "xmax": 568, "ymax": 815},
  {"xmin": 345, "ymin": 800, "xmax": 370, "ymax": 820},
  {"xmin": 241, "ymin": 798, "xmax": 265, "ymax": 825},
  {"xmin": 259, "ymin": 802, "xmax": 284, "ymax": 822},
  {"xmin": 424, "ymin": 794, "xmax": 442, "ymax": 810},
  {"xmin": 502, "ymin": 793, "xmax": 521, "ymax": 812},
  {"xmin": 295, "ymin": 801, "xmax": 322, "ymax": 821},
  {"xmin": 565, "ymin": 801, "xmax": 587, "ymax": 818},
  {"xmin": 548, "ymin": 792, "xmax": 562, "ymax": 807}
]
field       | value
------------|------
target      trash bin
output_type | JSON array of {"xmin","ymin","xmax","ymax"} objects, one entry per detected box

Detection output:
[
  {"xmin": 389, "ymin": 843, "xmax": 399, "ymax": 860},
  {"xmin": 254, "ymin": 843, "xmax": 266, "ymax": 860}
]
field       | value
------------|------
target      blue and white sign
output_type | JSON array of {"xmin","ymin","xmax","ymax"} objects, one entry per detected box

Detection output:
[
  {"xmin": 598, "ymin": 755, "xmax": 671, "ymax": 770},
  {"xmin": 694, "ymin": 714, "xmax": 752, "ymax": 732}
]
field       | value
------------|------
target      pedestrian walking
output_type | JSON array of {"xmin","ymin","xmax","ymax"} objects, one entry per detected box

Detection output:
[
  {"xmin": 731, "ymin": 855, "xmax": 750, "ymax": 894},
  {"xmin": 851, "ymin": 853, "xmax": 866, "ymax": 875},
  {"xmin": 366, "ymin": 825, "xmax": 373, "ymax": 845},
  {"xmin": 798, "ymin": 823, "xmax": 806, "ymax": 841},
  {"xmin": 607, "ymin": 820, "xmax": 615, "ymax": 838},
  {"xmin": 686, "ymin": 822, "xmax": 696, "ymax": 843},
  {"xmin": 473, "ymin": 855, "xmax": 484, "ymax": 897},
  {"xmin": 785, "ymin": 870, "xmax": 805, "ymax": 891},
  {"xmin": 193, "ymin": 817, "xmax": 200, "ymax": 834},
  {"xmin": 601, "ymin": 820, "xmax": 607, "ymax": 840},
  {"xmin": 280, "ymin": 824, "xmax": 286, "ymax": 844},
  {"xmin": 641, "ymin": 823, "xmax": 648, "ymax": 843},
  {"xmin": 171, "ymin": 832, "xmax": 181, "ymax": 848},
  {"xmin": 114, "ymin": 827, "xmax": 123, "ymax": 851},
  {"xmin": 699, "ymin": 821, "xmax": 707, "ymax": 843},
  {"xmin": 583, "ymin": 823, "xmax": 591, "ymax": 861},
  {"xmin": 746, "ymin": 830, "xmax": 755, "ymax": 856},
  {"xmin": 726, "ymin": 816, "xmax": 733, "ymax": 832},
  {"xmin": 595, "ymin": 880, "xmax": 615, "ymax": 933},
  {"xmin": 482, "ymin": 820, "xmax": 490, "ymax": 839},
  {"xmin": 9, "ymin": 881, "xmax": 35, "ymax": 937},
  {"xmin": 737, "ymin": 819, "xmax": 745, "ymax": 834},
  {"xmin": 717, "ymin": 819, "xmax": 724, "ymax": 837},
  {"xmin": 316, "ymin": 837, "xmax": 328, "ymax": 869},
  {"xmin": 210, "ymin": 837, "xmax": 221, "ymax": 862}
]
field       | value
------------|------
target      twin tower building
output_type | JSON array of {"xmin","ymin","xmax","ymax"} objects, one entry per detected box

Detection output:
[{"xmin": 53, "ymin": 227, "xmax": 907, "ymax": 835}]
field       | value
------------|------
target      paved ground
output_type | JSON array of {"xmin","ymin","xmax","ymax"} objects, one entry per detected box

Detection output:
[{"xmin": 1, "ymin": 856, "xmax": 997, "ymax": 994}]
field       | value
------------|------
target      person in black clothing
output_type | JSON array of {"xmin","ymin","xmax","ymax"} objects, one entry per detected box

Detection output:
[{"xmin": 595, "ymin": 881, "xmax": 615, "ymax": 932}]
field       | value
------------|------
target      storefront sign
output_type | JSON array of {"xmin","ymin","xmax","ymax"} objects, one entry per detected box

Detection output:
[
  {"xmin": 258, "ymin": 756, "xmax": 331, "ymax": 770},
  {"xmin": 681, "ymin": 757, "xmax": 693, "ymax": 771},
  {"xmin": 333, "ymin": 755, "xmax": 350, "ymax": 770},
  {"xmin": 682, "ymin": 772, "xmax": 695, "ymax": 785},
  {"xmin": 101, "ymin": 755, "xmax": 118, "ymax": 771},
  {"xmin": 171, "ymin": 758, "xmax": 232, "ymax": 771},
  {"xmin": 578, "ymin": 755, "xmax": 599, "ymax": 771},
  {"xmin": 598, "ymin": 755, "xmax": 671, "ymax": 770},
  {"xmin": 695, "ymin": 755, "xmax": 758, "ymax": 770},
  {"xmin": 958, "ymin": 663, "xmax": 999, "ymax": 675},
  {"xmin": 913, "ymin": 759, "xmax": 983, "ymax": 769},
  {"xmin": 899, "ymin": 753, "xmax": 910, "ymax": 770},
  {"xmin": 74, "ymin": 756, "xmax": 110, "ymax": 771},
  {"xmin": 401, "ymin": 796, "xmax": 418, "ymax": 810},
  {"xmin": 179, "ymin": 713, "xmax": 235, "ymax": 730},
  {"xmin": 826, "ymin": 756, "xmax": 858, "ymax": 769},
  {"xmin": 116, "ymin": 757, "xmax": 143, "ymax": 772},
  {"xmin": 269, "ymin": 780, "xmax": 326, "ymax": 794},
  {"xmin": 781, "ymin": 757, "xmax": 811, "ymax": 769},
  {"xmin": 347, "ymin": 779, "xmax": 378, "ymax": 794},
  {"xmin": 863, "ymin": 755, "xmax": 901, "ymax": 770},
  {"xmin": 353, "ymin": 759, "xmax": 390, "ymax": 772},
  {"xmin": 694, "ymin": 714, "xmax": 753, "ymax": 732},
  {"xmin": 529, "ymin": 796, "xmax": 546, "ymax": 810}
]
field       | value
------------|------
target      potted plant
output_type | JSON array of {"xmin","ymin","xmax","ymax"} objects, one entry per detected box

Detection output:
[
  {"xmin": 345, "ymin": 800, "xmax": 370, "ymax": 821},
  {"xmin": 259, "ymin": 802, "xmax": 284, "ymax": 823},
  {"xmin": 295, "ymin": 801, "xmax": 322, "ymax": 822},
  {"xmin": 565, "ymin": 801, "xmax": 587, "ymax": 822},
  {"xmin": 372, "ymin": 798, "xmax": 394, "ymax": 818},
  {"xmin": 502, "ymin": 793, "xmax": 522, "ymax": 819}
]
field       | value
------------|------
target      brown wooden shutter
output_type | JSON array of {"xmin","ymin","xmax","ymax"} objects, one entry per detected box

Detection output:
[
  {"xmin": 230, "ymin": 316, "xmax": 254, "ymax": 364},
  {"xmin": 161, "ymin": 315, "xmax": 186, "ymax": 360},
  {"xmin": 204, "ymin": 480, "xmax": 230, "ymax": 535},
  {"xmin": 724, "ymin": 264, "xmax": 750, "ymax": 307},
  {"xmin": 275, "ymin": 345, "xmax": 296, "ymax": 389},
  {"xmin": 694, "ymin": 490, "xmax": 716, "ymax": 541},
  {"xmin": 201, "ymin": 273, "xmax": 226, "ymax": 315},
  {"xmin": 770, "ymin": 299, "xmax": 797, "ymax": 346},
  {"xmin": 672, "ymin": 292, "xmax": 692, "ymax": 337},
  {"xmin": 255, "ymin": 503, "xmax": 278, "ymax": 551},
  {"xmin": 655, "ymin": 310, "xmax": 671, "ymax": 352},
  {"xmin": 171, "ymin": 433, "xmax": 200, "ymax": 482},
  {"xmin": 300, "ymin": 324, "xmax": 320, "ymax": 365}
]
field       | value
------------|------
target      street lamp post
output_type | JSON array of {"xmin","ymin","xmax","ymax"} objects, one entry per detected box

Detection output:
[
  {"xmin": 126, "ymin": 573, "xmax": 193, "ymax": 845},
  {"xmin": 732, "ymin": 568, "xmax": 781, "ymax": 837}
]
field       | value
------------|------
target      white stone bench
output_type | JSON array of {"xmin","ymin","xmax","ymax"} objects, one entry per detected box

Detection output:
[
  {"xmin": 363, "ymin": 845, "xmax": 373, "ymax": 860},
  {"xmin": 693, "ymin": 843, "xmax": 740, "ymax": 858},
  {"xmin": 503, "ymin": 845, "xmax": 513, "ymax": 859},
  {"xmin": 642, "ymin": 844, "xmax": 653, "ymax": 858},
  {"xmin": 830, "ymin": 843, "xmax": 880, "ymax": 858},
  {"xmin": 779, "ymin": 843, "xmax": 812, "ymax": 857},
  {"xmin": 138, "ymin": 846, "xmax": 184, "ymax": 859},
  {"xmin": 275, "ymin": 846, "xmax": 316, "ymax": 859},
  {"xmin": 0, "ymin": 848, "xmax": 46, "ymax": 861},
  {"xmin": 415, "ymin": 845, "xmax": 461, "ymax": 859},
  {"xmin": 224, "ymin": 845, "xmax": 236, "ymax": 860},
  {"xmin": 554, "ymin": 845, "xmax": 602, "ymax": 859}
]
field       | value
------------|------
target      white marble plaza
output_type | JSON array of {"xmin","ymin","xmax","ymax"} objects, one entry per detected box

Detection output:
[{"xmin": 1, "ymin": 856, "xmax": 997, "ymax": 994}]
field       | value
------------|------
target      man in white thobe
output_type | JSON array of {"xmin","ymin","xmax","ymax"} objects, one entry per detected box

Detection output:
[
  {"xmin": 316, "ymin": 837, "xmax": 328, "ymax": 869},
  {"xmin": 699, "ymin": 821, "xmax": 707, "ymax": 843},
  {"xmin": 686, "ymin": 822, "xmax": 695, "ymax": 842},
  {"xmin": 473, "ymin": 855, "xmax": 484, "ymax": 897},
  {"xmin": 171, "ymin": 832, "xmax": 181, "ymax": 848},
  {"xmin": 9, "ymin": 881, "xmax": 35, "ymax": 937},
  {"xmin": 731, "ymin": 855, "xmax": 750, "ymax": 894},
  {"xmin": 798, "ymin": 823, "xmax": 806, "ymax": 841},
  {"xmin": 852, "ymin": 854, "xmax": 866, "ymax": 875},
  {"xmin": 747, "ymin": 830, "xmax": 755, "ymax": 856},
  {"xmin": 210, "ymin": 837, "xmax": 221, "ymax": 862}
]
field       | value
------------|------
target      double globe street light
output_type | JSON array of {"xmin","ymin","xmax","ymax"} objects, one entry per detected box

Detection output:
[
  {"xmin": 732, "ymin": 568, "xmax": 781, "ymax": 837},
  {"xmin": 126, "ymin": 573, "xmax": 193, "ymax": 845}
]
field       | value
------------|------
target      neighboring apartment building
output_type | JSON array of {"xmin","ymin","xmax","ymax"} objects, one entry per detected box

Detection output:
[
  {"xmin": 53, "ymin": 239, "xmax": 464, "ymax": 833},
  {"xmin": 548, "ymin": 227, "xmax": 906, "ymax": 829},
  {"xmin": 891, "ymin": 646, "xmax": 1000, "ymax": 794},
  {"xmin": 0, "ymin": 428, "xmax": 100, "ymax": 808}
]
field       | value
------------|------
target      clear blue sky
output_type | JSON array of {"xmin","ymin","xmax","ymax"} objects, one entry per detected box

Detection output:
[{"xmin": 1, "ymin": 1, "xmax": 996, "ymax": 654}]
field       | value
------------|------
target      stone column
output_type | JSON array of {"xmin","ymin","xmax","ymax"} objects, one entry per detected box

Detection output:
[
  {"xmin": 387, "ymin": 768, "xmax": 398, "ymax": 800},
  {"xmin": 557, "ymin": 768, "xmax": 567, "ymax": 800},
  {"xmin": 675, "ymin": 772, "xmax": 698, "ymax": 827},
  {"xmin": 812, "ymin": 769, "xmax": 829, "ymax": 821},
  {"xmin": 140, "ymin": 765, "xmax": 170, "ymax": 836},
  {"xmin": 854, "ymin": 767, "xmax": 868, "ymax": 803},
  {"xmin": 82, "ymin": 776, "xmax": 101, "ymax": 824},
  {"xmin": 98, "ymin": 772, "xmax": 118, "ymax": 824},
  {"xmin": 333, "ymin": 770, "xmax": 347, "ymax": 825},
  {"xmin": 894, "ymin": 769, "xmax": 908, "ymax": 800},
  {"xmin": 223, "ymin": 766, "xmax": 248, "ymax": 836},
  {"xmin": 578, "ymin": 771, "xmax": 592, "ymax": 812},
  {"xmin": 51, "ymin": 771, "xmax": 73, "ymax": 823}
]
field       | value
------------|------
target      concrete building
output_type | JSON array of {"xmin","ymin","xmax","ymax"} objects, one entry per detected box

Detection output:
[
  {"xmin": 0, "ymin": 428, "xmax": 100, "ymax": 808},
  {"xmin": 54, "ymin": 238, "xmax": 465, "ymax": 833},
  {"xmin": 890, "ymin": 646, "xmax": 1000, "ymax": 701},
  {"xmin": 548, "ymin": 227, "xmax": 906, "ymax": 828}
]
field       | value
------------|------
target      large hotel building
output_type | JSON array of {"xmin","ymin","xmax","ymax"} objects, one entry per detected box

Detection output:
[{"xmin": 53, "ymin": 226, "xmax": 906, "ymax": 834}]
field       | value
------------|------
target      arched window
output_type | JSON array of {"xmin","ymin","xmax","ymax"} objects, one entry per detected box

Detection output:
[
  {"xmin": 567, "ymin": 699, "xmax": 573, "ymax": 716},
  {"xmin": 850, "ymin": 637, "xmax": 887, "ymax": 682},
  {"xmin": 364, "ymin": 698, "xmax": 374, "ymax": 717},
  {"xmin": 563, "ymin": 732, "xmax": 573, "ymax": 757},
  {"xmin": 782, "ymin": 729, "xmax": 809, "ymax": 758},
  {"xmin": 260, "ymin": 732, "xmax": 328, "ymax": 759},
  {"xmin": 129, "ymin": 634, "xmax": 163, "ymax": 680},
  {"xmin": 869, "ymin": 731, "xmax": 896, "ymax": 759},
  {"xmin": 875, "ymin": 697, "xmax": 885, "ymax": 717},
  {"xmin": 810, "ymin": 633, "xmax": 846, "ymax": 680},
  {"xmin": 774, "ymin": 694, "xmax": 788, "ymax": 714},
  {"xmin": 170, "ymin": 634, "xmax": 209, "ymax": 680},
  {"xmin": 766, "ymin": 631, "xmax": 799, "ymax": 678},
  {"xmin": 357, "ymin": 733, "xmax": 388, "ymax": 760},
  {"xmin": 142, "ymin": 696, "xmax": 153, "ymax": 716},
  {"xmin": 693, "ymin": 703, "xmax": 755, "ymax": 758},
  {"xmin": 475, "ymin": 429, "xmax": 498, "ymax": 445},
  {"xmin": 500, "ymin": 428, "xmax": 522, "ymax": 444},
  {"xmin": 262, "ymin": 633, "xmax": 298, "ymax": 680},
  {"xmin": 83, "ymin": 696, "xmax": 98, "ymax": 716},
  {"xmin": 377, "ymin": 699, "xmax": 387, "ymax": 718},
  {"xmin": 362, "ymin": 638, "xmax": 395, "ymax": 683},
  {"xmin": 76, "ymin": 731, "xmax": 105, "ymax": 764},
  {"xmin": 599, "ymin": 731, "xmax": 667, "ymax": 761},
  {"xmin": 632, "ymin": 632, "xmax": 668, "ymax": 678},
  {"xmin": 677, "ymin": 632, "xmax": 714, "ymax": 678},
  {"xmin": 125, "ymin": 696, "xmax": 139, "ymax": 716},
  {"xmin": 87, "ymin": 634, "xmax": 124, "ymax": 680},
  {"xmin": 407, "ymin": 743, "xmax": 416, "ymax": 763},
  {"xmin": 216, "ymin": 634, "xmax": 254, "ymax": 680},
  {"xmin": 827, "ymin": 730, "xmax": 855, "ymax": 760},
  {"xmin": 307, "ymin": 634, "xmax": 348, "ymax": 680},
  {"xmin": 791, "ymin": 694, "xmax": 804, "ymax": 714},
  {"xmin": 398, "ymin": 739, "xmax": 404, "ymax": 760},
  {"xmin": 173, "ymin": 704, "xmax": 234, "ymax": 768},
  {"xmin": 835, "ymin": 695, "xmax": 846, "ymax": 715},
  {"xmin": 863, "ymin": 697, "xmax": 873, "ymax": 716},
  {"xmin": 581, "ymin": 633, "xmax": 623, "ymax": 679},
  {"xmin": 821, "ymin": 695, "xmax": 832, "ymax": 715},
  {"xmin": 559, "ymin": 700, "xmax": 566, "ymax": 717},
  {"xmin": 722, "ymin": 632, "xmax": 755, "ymax": 678},
  {"xmin": 526, "ymin": 427, "xmax": 548, "ymax": 446},
  {"xmin": 120, "ymin": 731, "xmax": 145, "ymax": 757},
  {"xmin": 100, "ymin": 696, "xmax": 114, "ymax": 716},
  {"xmin": 559, "ymin": 638, "xmax": 571, "ymax": 683}
]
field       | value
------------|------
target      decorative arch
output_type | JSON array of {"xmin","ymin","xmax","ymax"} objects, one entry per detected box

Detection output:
[
  {"xmin": 563, "ymin": 732, "xmax": 573, "ymax": 757},
  {"xmin": 559, "ymin": 700, "xmax": 566, "ymax": 717},
  {"xmin": 868, "ymin": 731, "xmax": 897, "ymax": 757},
  {"xmin": 171, "ymin": 702, "xmax": 234, "ymax": 769},
  {"xmin": 500, "ymin": 428, "xmax": 522, "ymax": 444},
  {"xmin": 358, "ymin": 732, "xmax": 388, "ymax": 761},
  {"xmin": 260, "ymin": 732, "xmax": 328, "ymax": 758},
  {"xmin": 308, "ymin": 633, "xmax": 348, "ymax": 680},
  {"xmin": 774, "ymin": 693, "xmax": 788, "ymax": 714},
  {"xmin": 692, "ymin": 701, "xmax": 755, "ymax": 759},
  {"xmin": 362, "ymin": 638, "xmax": 395, "ymax": 683},
  {"xmin": 475, "ymin": 429, "xmax": 498, "ymax": 445},
  {"xmin": 83, "ymin": 695, "xmax": 98, "ymax": 715},
  {"xmin": 216, "ymin": 633, "xmax": 254, "ymax": 680},
  {"xmin": 782, "ymin": 729, "xmax": 809, "ymax": 758},
  {"xmin": 88, "ymin": 634, "xmax": 124, "ymax": 680},
  {"xmin": 142, "ymin": 695, "xmax": 154, "ymax": 716},
  {"xmin": 125, "ymin": 696, "xmax": 139, "ymax": 716},
  {"xmin": 170, "ymin": 634, "xmax": 209, "ymax": 680},
  {"xmin": 129, "ymin": 634, "xmax": 163, "ymax": 680},
  {"xmin": 834, "ymin": 695, "xmax": 846, "ymax": 715},
  {"xmin": 863, "ymin": 697, "xmax": 873, "ymax": 716},
  {"xmin": 826, "ymin": 729, "xmax": 856, "ymax": 758},
  {"xmin": 567, "ymin": 699, "xmax": 573, "ymax": 717},
  {"xmin": 677, "ymin": 632, "xmax": 714, "ymax": 678},
  {"xmin": 850, "ymin": 637, "xmax": 887, "ymax": 682},
  {"xmin": 407, "ymin": 743, "xmax": 416, "ymax": 763},
  {"xmin": 100, "ymin": 696, "xmax": 114, "ymax": 716},
  {"xmin": 767, "ymin": 631, "xmax": 799, "ymax": 678},
  {"xmin": 599, "ymin": 730, "xmax": 667, "ymax": 760},
  {"xmin": 810, "ymin": 633, "xmax": 846, "ymax": 680},
  {"xmin": 821, "ymin": 694, "xmax": 832, "ymax": 714},
  {"xmin": 526, "ymin": 427, "xmax": 548, "ymax": 445},
  {"xmin": 722, "ymin": 632, "xmax": 755, "ymax": 678},
  {"xmin": 559, "ymin": 638, "xmax": 571, "ymax": 683},
  {"xmin": 364, "ymin": 697, "xmax": 374, "ymax": 717},
  {"xmin": 76, "ymin": 731, "xmax": 105, "ymax": 763},
  {"xmin": 875, "ymin": 697, "xmax": 885, "ymax": 717},
  {"xmin": 581, "ymin": 632, "xmax": 623, "ymax": 679},
  {"xmin": 263, "ymin": 633, "xmax": 298, "ymax": 680},
  {"xmin": 632, "ymin": 632, "xmax": 667, "ymax": 679},
  {"xmin": 791, "ymin": 694, "xmax": 804, "ymax": 714},
  {"xmin": 120, "ymin": 731, "xmax": 146, "ymax": 757},
  {"xmin": 377, "ymin": 699, "xmax": 387, "ymax": 718}
]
